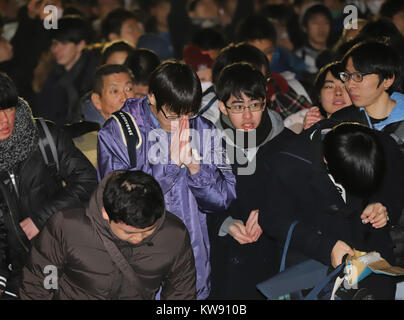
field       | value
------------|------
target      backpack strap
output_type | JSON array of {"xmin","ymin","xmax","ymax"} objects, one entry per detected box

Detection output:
[
  {"xmin": 111, "ymin": 110, "xmax": 142, "ymax": 168},
  {"xmin": 36, "ymin": 118, "xmax": 59, "ymax": 176}
]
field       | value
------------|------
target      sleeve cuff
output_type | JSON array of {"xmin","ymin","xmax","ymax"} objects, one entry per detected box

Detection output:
[{"xmin": 218, "ymin": 216, "xmax": 243, "ymax": 237}]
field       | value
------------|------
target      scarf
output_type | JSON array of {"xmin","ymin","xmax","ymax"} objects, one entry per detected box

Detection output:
[{"xmin": 0, "ymin": 98, "xmax": 39, "ymax": 172}]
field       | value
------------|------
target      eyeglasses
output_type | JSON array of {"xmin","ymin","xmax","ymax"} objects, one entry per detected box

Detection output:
[
  {"xmin": 160, "ymin": 108, "xmax": 198, "ymax": 121},
  {"xmin": 224, "ymin": 101, "xmax": 265, "ymax": 114},
  {"xmin": 339, "ymin": 71, "xmax": 372, "ymax": 83}
]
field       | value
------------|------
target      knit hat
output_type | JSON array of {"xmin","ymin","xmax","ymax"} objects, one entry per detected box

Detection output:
[
  {"xmin": 0, "ymin": 98, "xmax": 39, "ymax": 172},
  {"xmin": 183, "ymin": 44, "xmax": 213, "ymax": 73}
]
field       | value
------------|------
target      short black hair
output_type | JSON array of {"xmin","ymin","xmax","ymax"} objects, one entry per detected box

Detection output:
[
  {"xmin": 148, "ymin": 60, "xmax": 202, "ymax": 115},
  {"xmin": 92, "ymin": 64, "xmax": 134, "ymax": 95},
  {"xmin": 212, "ymin": 42, "xmax": 270, "ymax": 88},
  {"xmin": 125, "ymin": 48, "xmax": 160, "ymax": 85},
  {"xmin": 323, "ymin": 123, "xmax": 385, "ymax": 198},
  {"xmin": 103, "ymin": 170, "xmax": 165, "ymax": 228},
  {"xmin": 0, "ymin": 72, "xmax": 18, "ymax": 110},
  {"xmin": 341, "ymin": 40, "xmax": 402, "ymax": 94},
  {"xmin": 49, "ymin": 15, "xmax": 93, "ymax": 44},
  {"xmin": 101, "ymin": 8, "xmax": 143, "ymax": 41},
  {"xmin": 301, "ymin": 4, "xmax": 333, "ymax": 28},
  {"xmin": 236, "ymin": 14, "xmax": 277, "ymax": 45},
  {"xmin": 380, "ymin": 0, "xmax": 404, "ymax": 18},
  {"xmin": 101, "ymin": 40, "xmax": 135, "ymax": 64},
  {"xmin": 216, "ymin": 62, "xmax": 267, "ymax": 104}
]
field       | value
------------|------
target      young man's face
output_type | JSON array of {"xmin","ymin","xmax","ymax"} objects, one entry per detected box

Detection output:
[
  {"xmin": 218, "ymin": 92, "xmax": 265, "ymax": 131},
  {"xmin": 306, "ymin": 13, "xmax": 330, "ymax": 48},
  {"xmin": 91, "ymin": 72, "xmax": 134, "ymax": 119},
  {"xmin": 320, "ymin": 71, "xmax": 351, "ymax": 115},
  {"xmin": 120, "ymin": 18, "xmax": 144, "ymax": 47},
  {"xmin": 248, "ymin": 39, "xmax": 276, "ymax": 64},
  {"xmin": 51, "ymin": 39, "xmax": 86, "ymax": 71},
  {"xmin": 0, "ymin": 107, "xmax": 16, "ymax": 141},
  {"xmin": 102, "ymin": 208, "xmax": 157, "ymax": 245},
  {"xmin": 344, "ymin": 57, "xmax": 392, "ymax": 108}
]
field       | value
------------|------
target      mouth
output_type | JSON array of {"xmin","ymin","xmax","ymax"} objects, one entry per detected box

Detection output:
[
  {"xmin": 242, "ymin": 123, "xmax": 255, "ymax": 131},
  {"xmin": 333, "ymin": 100, "xmax": 347, "ymax": 106}
]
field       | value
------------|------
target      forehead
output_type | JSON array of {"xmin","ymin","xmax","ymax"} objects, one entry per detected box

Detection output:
[
  {"xmin": 103, "ymin": 72, "xmax": 132, "ymax": 86},
  {"xmin": 345, "ymin": 57, "xmax": 357, "ymax": 71},
  {"xmin": 114, "ymin": 221, "xmax": 156, "ymax": 233},
  {"xmin": 228, "ymin": 92, "xmax": 259, "ymax": 102},
  {"xmin": 307, "ymin": 13, "xmax": 330, "ymax": 23}
]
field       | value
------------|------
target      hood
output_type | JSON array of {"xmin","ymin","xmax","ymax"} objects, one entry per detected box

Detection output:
[
  {"xmin": 85, "ymin": 171, "xmax": 166, "ymax": 247},
  {"xmin": 373, "ymin": 92, "xmax": 404, "ymax": 130}
]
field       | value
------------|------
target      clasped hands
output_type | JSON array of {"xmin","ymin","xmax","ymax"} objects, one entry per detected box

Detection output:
[
  {"xmin": 169, "ymin": 116, "xmax": 200, "ymax": 175},
  {"xmin": 229, "ymin": 210, "xmax": 263, "ymax": 245}
]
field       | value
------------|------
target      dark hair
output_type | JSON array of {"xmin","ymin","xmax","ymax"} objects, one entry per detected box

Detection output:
[
  {"xmin": 236, "ymin": 14, "xmax": 277, "ymax": 45},
  {"xmin": 301, "ymin": 4, "xmax": 333, "ymax": 28},
  {"xmin": 103, "ymin": 170, "xmax": 165, "ymax": 228},
  {"xmin": 312, "ymin": 61, "xmax": 345, "ymax": 114},
  {"xmin": 101, "ymin": 40, "xmax": 135, "ymax": 64},
  {"xmin": 323, "ymin": 124, "xmax": 385, "ymax": 198},
  {"xmin": 191, "ymin": 27, "xmax": 227, "ymax": 51},
  {"xmin": 216, "ymin": 62, "xmax": 267, "ymax": 103},
  {"xmin": 341, "ymin": 40, "xmax": 402, "ymax": 93},
  {"xmin": 380, "ymin": 0, "xmax": 404, "ymax": 18},
  {"xmin": 212, "ymin": 42, "xmax": 270, "ymax": 87},
  {"xmin": 101, "ymin": 8, "xmax": 143, "ymax": 41},
  {"xmin": 148, "ymin": 60, "xmax": 202, "ymax": 115},
  {"xmin": 49, "ymin": 15, "xmax": 93, "ymax": 44},
  {"xmin": 92, "ymin": 64, "xmax": 133, "ymax": 95},
  {"xmin": 125, "ymin": 48, "xmax": 160, "ymax": 85},
  {"xmin": 0, "ymin": 72, "xmax": 18, "ymax": 110}
]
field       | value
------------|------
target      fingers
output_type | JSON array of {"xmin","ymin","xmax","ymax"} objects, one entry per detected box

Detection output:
[
  {"xmin": 361, "ymin": 203, "xmax": 388, "ymax": 228},
  {"xmin": 229, "ymin": 222, "xmax": 254, "ymax": 244},
  {"xmin": 245, "ymin": 210, "xmax": 259, "ymax": 235},
  {"xmin": 303, "ymin": 108, "xmax": 323, "ymax": 129}
]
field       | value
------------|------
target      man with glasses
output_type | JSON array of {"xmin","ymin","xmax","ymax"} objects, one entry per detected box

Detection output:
[
  {"xmin": 207, "ymin": 62, "xmax": 295, "ymax": 299},
  {"xmin": 97, "ymin": 60, "xmax": 236, "ymax": 300},
  {"xmin": 331, "ymin": 40, "xmax": 404, "ymax": 155}
]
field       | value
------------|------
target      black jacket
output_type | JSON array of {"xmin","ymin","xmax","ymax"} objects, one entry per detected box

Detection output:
[
  {"xmin": 0, "ymin": 121, "xmax": 97, "ymax": 292},
  {"xmin": 258, "ymin": 119, "xmax": 404, "ymax": 268}
]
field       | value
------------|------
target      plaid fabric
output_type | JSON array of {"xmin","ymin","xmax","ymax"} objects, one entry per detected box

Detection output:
[{"xmin": 270, "ymin": 80, "xmax": 312, "ymax": 119}]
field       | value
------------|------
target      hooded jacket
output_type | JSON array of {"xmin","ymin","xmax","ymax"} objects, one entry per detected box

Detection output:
[
  {"xmin": 19, "ymin": 172, "xmax": 196, "ymax": 300},
  {"xmin": 97, "ymin": 97, "xmax": 236, "ymax": 299}
]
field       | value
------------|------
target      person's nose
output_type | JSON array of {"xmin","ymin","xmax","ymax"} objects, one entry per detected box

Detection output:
[
  {"xmin": 335, "ymin": 85, "xmax": 343, "ymax": 96},
  {"xmin": 243, "ymin": 106, "xmax": 253, "ymax": 119}
]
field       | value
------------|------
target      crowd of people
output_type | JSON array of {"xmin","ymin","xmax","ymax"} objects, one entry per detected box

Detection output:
[{"xmin": 1, "ymin": 0, "xmax": 404, "ymax": 300}]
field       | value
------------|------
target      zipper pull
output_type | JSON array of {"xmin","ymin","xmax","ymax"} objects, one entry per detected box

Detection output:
[{"xmin": 8, "ymin": 171, "xmax": 19, "ymax": 197}]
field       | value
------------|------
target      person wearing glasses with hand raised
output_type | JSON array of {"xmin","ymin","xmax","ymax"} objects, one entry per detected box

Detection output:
[{"xmin": 97, "ymin": 60, "xmax": 236, "ymax": 300}]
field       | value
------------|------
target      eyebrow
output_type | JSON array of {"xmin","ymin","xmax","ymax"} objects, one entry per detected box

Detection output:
[{"xmin": 230, "ymin": 98, "xmax": 260, "ymax": 104}]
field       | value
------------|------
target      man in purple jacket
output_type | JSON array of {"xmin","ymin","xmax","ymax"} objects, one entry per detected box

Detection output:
[{"xmin": 97, "ymin": 60, "xmax": 236, "ymax": 299}]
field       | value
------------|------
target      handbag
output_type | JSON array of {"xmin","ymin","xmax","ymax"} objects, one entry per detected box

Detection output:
[{"xmin": 256, "ymin": 221, "xmax": 345, "ymax": 300}]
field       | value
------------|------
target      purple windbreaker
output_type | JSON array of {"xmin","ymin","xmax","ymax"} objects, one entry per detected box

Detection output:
[{"xmin": 97, "ymin": 97, "xmax": 236, "ymax": 299}]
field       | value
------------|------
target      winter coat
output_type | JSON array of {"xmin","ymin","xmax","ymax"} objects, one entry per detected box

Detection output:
[
  {"xmin": 207, "ymin": 109, "xmax": 296, "ymax": 299},
  {"xmin": 19, "ymin": 172, "xmax": 196, "ymax": 300},
  {"xmin": 331, "ymin": 92, "xmax": 404, "ymax": 155},
  {"xmin": 97, "ymin": 97, "xmax": 236, "ymax": 299},
  {"xmin": 0, "ymin": 120, "xmax": 97, "ymax": 292},
  {"xmin": 258, "ymin": 119, "xmax": 404, "ymax": 267}
]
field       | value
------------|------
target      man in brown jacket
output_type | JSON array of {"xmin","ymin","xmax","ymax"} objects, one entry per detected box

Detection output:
[{"xmin": 19, "ymin": 170, "xmax": 196, "ymax": 300}]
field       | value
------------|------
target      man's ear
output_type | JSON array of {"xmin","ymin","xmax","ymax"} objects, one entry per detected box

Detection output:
[
  {"xmin": 147, "ymin": 93, "xmax": 156, "ymax": 107},
  {"xmin": 101, "ymin": 208, "xmax": 110, "ymax": 221},
  {"xmin": 383, "ymin": 75, "xmax": 395, "ymax": 91},
  {"xmin": 218, "ymin": 101, "xmax": 228, "ymax": 115},
  {"xmin": 91, "ymin": 92, "xmax": 102, "ymax": 111}
]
